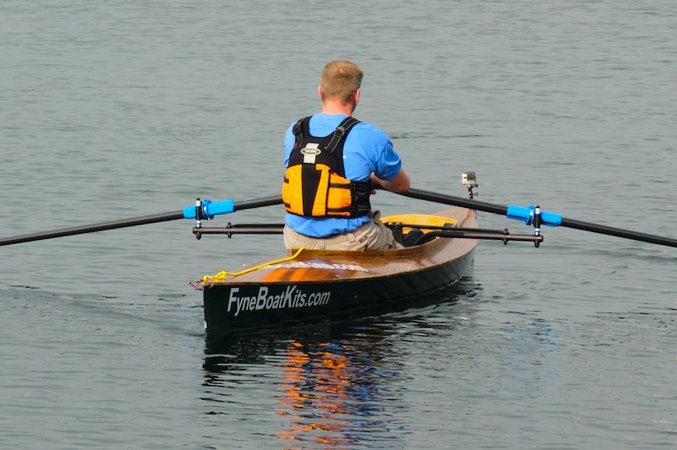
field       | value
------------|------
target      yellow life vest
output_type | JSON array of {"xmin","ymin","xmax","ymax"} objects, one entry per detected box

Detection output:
[{"xmin": 282, "ymin": 117, "xmax": 372, "ymax": 218}]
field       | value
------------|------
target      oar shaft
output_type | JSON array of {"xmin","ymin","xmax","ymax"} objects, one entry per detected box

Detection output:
[
  {"xmin": 561, "ymin": 217, "xmax": 677, "ymax": 248},
  {"xmin": 394, "ymin": 187, "xmax": 677, "ymax": 248},
  {"xmin": 0, "ymin": 211, "xmax": 183, "ymax": 246},
  {"xmin": 234, "ymin": 195, "xmax": 283, "ymax": 211},
  {"xmin": 0, "ymin": 195, "xmax": 284, "ymax": 247},
  {"xmin": 398, "ymin": 187, "xmax": 507, "ymax": 215}
]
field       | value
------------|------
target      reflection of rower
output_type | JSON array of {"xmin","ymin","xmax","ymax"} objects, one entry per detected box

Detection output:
[{"xmin": 276, "ymin": 339, "xmax": 388, "ymax": 447}]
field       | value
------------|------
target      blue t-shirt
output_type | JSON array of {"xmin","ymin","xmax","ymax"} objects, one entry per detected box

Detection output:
[{"xmin": 284, "ymin": 113, "xmax": 402, "ymax": 237}]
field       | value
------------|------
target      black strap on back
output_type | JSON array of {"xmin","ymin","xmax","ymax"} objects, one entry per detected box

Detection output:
[
  {"xmin": 291, "ymin": 117, "xmax": 307, "ymax": 148},
  {"xmin": 324, "ymin": 117, "xmax": 360, "ymax": 154},
  {"xmin": 292, "ymin": 116, "xmax": 360, "ymax": 154}
]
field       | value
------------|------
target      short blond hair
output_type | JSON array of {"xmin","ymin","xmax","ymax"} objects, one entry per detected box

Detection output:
[{"xmin": 320, "ymin": 60, "xmax": 363, "ymax": 104}]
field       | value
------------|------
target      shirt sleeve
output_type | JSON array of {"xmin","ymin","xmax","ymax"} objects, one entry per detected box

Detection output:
[
  {"xmin": 283, "ymin": 122, "xmax": 295, "ymax": 167},
  {"xmin": 373, "ymin": 139, "xmax": 402, "ymax": 181}
]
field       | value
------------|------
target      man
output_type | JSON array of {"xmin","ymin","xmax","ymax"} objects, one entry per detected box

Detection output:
[{"xmin": 282, "ymin": 60, "xmax": 410, "ymax": 251}]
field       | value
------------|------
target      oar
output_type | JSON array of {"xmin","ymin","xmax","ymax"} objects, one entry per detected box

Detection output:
[
  {"xmin": 393, "ymin": 188, "xmax": 677, "ymax": 248},
  {"xmin": 0, "ymin": 195, "xmax": 283, "ymax": 247}
]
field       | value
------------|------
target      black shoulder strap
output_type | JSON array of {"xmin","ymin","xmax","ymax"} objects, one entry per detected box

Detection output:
[
  {"xmin": 325, "ymin": 117, "xmax": 360, "ymax": 154},
  {"xmin": 292, "ymin": 117, "xmax": 311, "ymax": 147}
]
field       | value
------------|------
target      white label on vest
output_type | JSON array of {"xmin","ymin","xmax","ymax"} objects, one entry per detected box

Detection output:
[{"xmin": 301, "ymin": 144, "xmax": 321, "ymax": 164}]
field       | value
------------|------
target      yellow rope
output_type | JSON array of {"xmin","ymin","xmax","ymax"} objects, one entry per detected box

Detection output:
[{"xmin": 200, "ymin": 247, "xmax": 305, "ymax": 286}]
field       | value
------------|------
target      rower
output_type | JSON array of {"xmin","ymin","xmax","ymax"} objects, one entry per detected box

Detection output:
[{"xmin": 281, "ymin": 60, "xmax": 410, "ymax": 251}]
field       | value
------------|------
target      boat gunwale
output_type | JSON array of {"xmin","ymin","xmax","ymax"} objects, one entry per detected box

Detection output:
[
  {"xmin": 208, "ymin": 237, "xmax": 476, "ymax": 286},
  {"xmin": 204, "ymin": 207, "xmax": 478, "ymax": 286},
  {"xmin": 287, "ymin": 232, "xmax": 448, "ymax": 259},
  {"xmin": 215, "ymin": 255, "xmax": 474, "ymax": 288}
]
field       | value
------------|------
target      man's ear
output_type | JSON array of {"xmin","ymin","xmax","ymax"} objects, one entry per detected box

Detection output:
[{"xmin": 317, "ymin": 85, "xmax": 323, "ymax": 100}]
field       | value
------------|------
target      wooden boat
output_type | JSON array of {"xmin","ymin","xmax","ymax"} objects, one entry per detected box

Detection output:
[
  {"xmin": 201, "ymin": 206, "xmax": 479, "ymax": 337},
  {"xmin": 2, "ymin": 167, "xmax": 673, "ymax": 338}
]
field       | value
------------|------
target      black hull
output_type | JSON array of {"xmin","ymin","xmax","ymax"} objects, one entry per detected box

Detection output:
[{"xmin": 203, "ymin": 249, "xmax": 474, "ymax": 337}]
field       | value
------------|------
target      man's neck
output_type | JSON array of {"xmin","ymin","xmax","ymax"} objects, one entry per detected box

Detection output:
[{"xmin": 321, "ymin": 99, "xmax": 355, "ymax": 116}]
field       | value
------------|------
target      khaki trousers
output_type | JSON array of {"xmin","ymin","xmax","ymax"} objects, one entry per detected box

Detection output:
[{"xmin": 283, "ymin": 213, "xmax": 401, "ymax": 251}]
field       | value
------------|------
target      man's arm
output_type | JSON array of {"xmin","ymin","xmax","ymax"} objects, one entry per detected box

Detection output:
[{"xmin": 370, "ymin": 169, "xmax": 410, "ymax": 193}]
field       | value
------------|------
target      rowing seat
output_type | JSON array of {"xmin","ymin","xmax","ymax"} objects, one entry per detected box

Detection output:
[
  {"xmin": 402, "ymin": 228, "xmax": 424, "ymax": 247},
  {"xmin": 382, "ymin": 214, "xmax": 458, "ymax": 248}
]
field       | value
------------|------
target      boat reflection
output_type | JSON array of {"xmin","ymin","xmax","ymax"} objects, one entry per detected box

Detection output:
[
  {"xmin": 201, "ymin": 278, "xmax": 480, "ymax": 447},
  {"xmin": 203, "ymin": 324, "xmax": 402, "ymax": 447},
  {"xmin": 275, "ymin": 337, "xmax": 394, "ymax": 447}
]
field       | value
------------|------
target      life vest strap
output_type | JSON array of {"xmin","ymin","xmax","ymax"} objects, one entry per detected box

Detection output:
[{"xmin": 324, "ymin": 117, "xmax": 360, "ymax": 154}]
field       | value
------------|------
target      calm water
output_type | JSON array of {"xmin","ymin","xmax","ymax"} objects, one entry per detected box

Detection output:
[{"xmin": 1, "ymin": 1, "xmax": 675, "ymax": 448}]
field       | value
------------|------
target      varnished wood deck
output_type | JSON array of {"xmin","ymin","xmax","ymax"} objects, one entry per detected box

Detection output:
[{"xmin": 213, "ymin": 206, "xmax": 478, "ymax": 285}]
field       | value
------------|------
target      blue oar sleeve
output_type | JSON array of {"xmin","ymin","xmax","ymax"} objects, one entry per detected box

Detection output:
[
  {"xmin": 183, "ymin": 199, "xmax": 235, "ymax": 219},
  {"xmin": 506, "ymin": 205, "xmax": 562, "ymax": 227}
]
